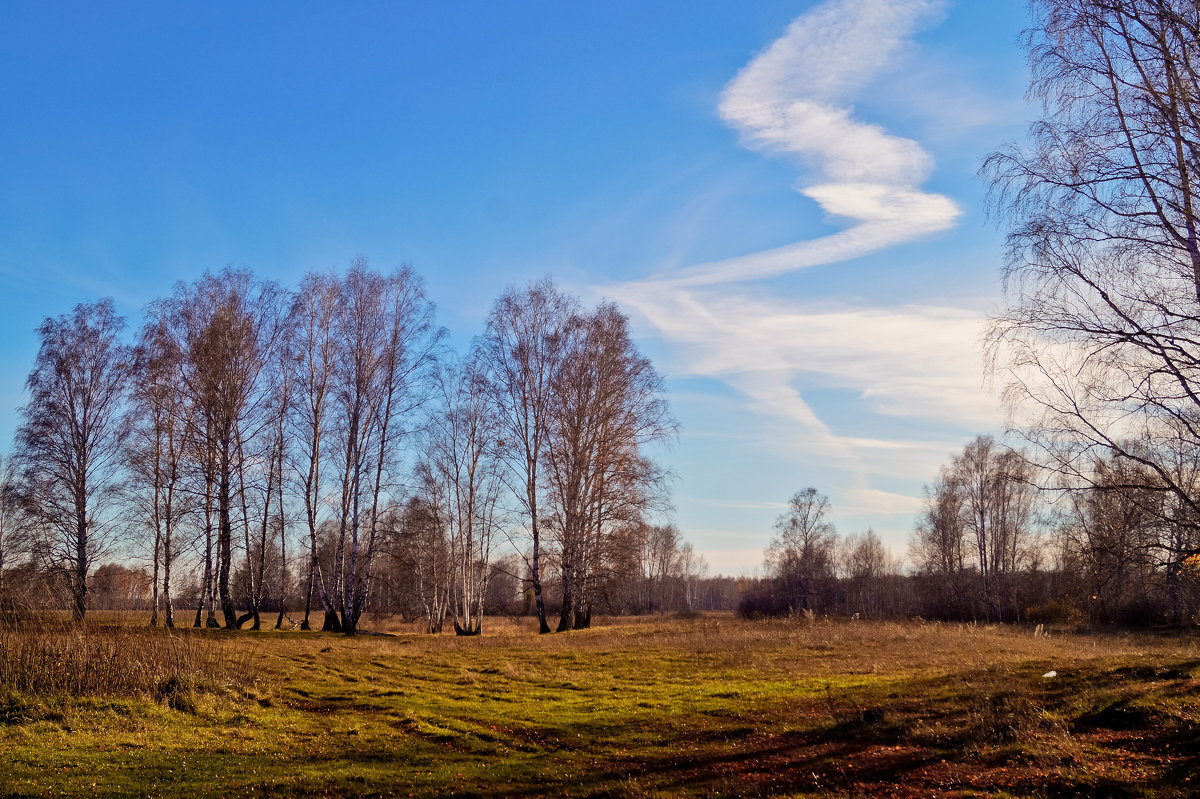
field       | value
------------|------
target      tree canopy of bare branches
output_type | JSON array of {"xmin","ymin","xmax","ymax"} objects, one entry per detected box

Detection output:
[
  {"xmin": 985, "ymin": 0, "xmax": 1200, "ymax": 568},
  {"xmin": 545, "ymin": 302, "xmax": 675, "ymax": 631}
]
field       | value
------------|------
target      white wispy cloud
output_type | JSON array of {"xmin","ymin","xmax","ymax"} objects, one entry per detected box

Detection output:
[
  {"xmin": 841, "ymin": 487, "xmax": 926, "ymax": 516},
  {"xmin": 617, "ymin": 285, "xmax": 999, "ymax": 441},
  {"xmin": 608, "ymin": 0, "xmax": 988, "ymax": 427},
  {"xmin": 649, "ymin": 0, "xmax": 959, "ymax": 288}
]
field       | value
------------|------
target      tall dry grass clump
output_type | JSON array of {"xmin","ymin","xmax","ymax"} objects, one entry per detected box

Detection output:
[{"xmin": 0, "ymin": 619, "xmax": 255, "ymax": 709}]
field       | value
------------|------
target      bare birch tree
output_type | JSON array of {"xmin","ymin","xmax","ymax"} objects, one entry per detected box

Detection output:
[
  {"xmin": 953, "ymin": 437, "xmax": 1039, "ymax": 621},
  {"xmin": 153, "ymin": 268, "xmax": 284, "ymax": 627},
  {"xmin": 328, "ymin": 260, "xmax": 440, "ymax": 634},
  {"xmin": 128, "ymin": 317, "xmax": 191, "ymax": 627},
  {"xmin": 481, "ymin": 279, "xmax": 573, "ymax": 634},
  {"xmin": 288, "ymin": 272, "xmax": 340, "ymax": 631},
  {"xmin": 533, "ymin": 297, "xmax": 676, "ymax": 630},
  {"xmin": 767, "ymin": 488, "xmax": 839, "ymax": 614},
  {"xmin": 420, "ymin": 352, "xmax": 504, "ymax": 635},
  {"xmin": 16, "ymin": 300, "xmax": 132, "ymax": 622},
  {"xmin": 910, "ymin": 467, "xmax": 971, "ymax": 617}
]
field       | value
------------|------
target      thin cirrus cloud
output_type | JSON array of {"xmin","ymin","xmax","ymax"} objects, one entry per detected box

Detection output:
[
  {"xmin": 616, "ymin": 285, "xmax": 1000, "ymax": 472},
  {"xmin": 607, "ymin": 0, "xmax": 996, "ymax": 525}
]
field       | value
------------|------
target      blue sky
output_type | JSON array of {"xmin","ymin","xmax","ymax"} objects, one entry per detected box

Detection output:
[{"xmin": 0, "ymin": 1, "xmax": 1033, "ymax": 572}]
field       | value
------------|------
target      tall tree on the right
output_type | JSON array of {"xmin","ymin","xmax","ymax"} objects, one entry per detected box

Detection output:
[{"xmin": 985, "ymin": 0, "xmax": 1200, "ymax": 570}]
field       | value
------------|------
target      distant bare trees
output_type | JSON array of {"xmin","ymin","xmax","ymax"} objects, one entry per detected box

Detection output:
[
  {"xmin": 399, "ymin": 494, "xmax": 452, "ymax": 633},
  {"xmin": 767, "ymin": 488, "xmax": 839, "ymax": 614},
  {"xmin": 910, "ymin": 467, "xmax": 969, "ymax": 616},
  {"xmin": 1057, "ymin": 458, "xmax": 1160, "ymax": 622},
  {"xmin": 16, "ymin": 300, "xmax": 132, "ymax": 621},
  {"xmin": 841, "ymin": 529, "xmax": 893, "ymax": 618},
  {"xmin": 955, "ymin": 437, "xmax": 1039, "ymax": 620},
  {"xmin": 638, "ymin": 522, "xmax": 681, "ymax": 614},
  {"xmin": 908, "ymin": 437, "xmax": 1038, "ymax": 621}
]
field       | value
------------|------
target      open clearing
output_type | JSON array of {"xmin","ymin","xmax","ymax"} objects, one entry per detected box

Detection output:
[{"xmin": 1, "ymin": 615, "xmax": 1198, "ymax": 797}]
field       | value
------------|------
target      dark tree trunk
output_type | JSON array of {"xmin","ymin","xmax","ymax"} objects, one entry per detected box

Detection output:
[
  {"xmin": 530, "ymin": 514, "xmax": 550, "ymax": 634},
  {"xmin": 73, "ymin": 510, "xmax": 87, "ymax": 623},
  {"xmin": 234, "ymin": 610, "xmax": 262, "ymax": 630},
  {"xmin": 321, "ymin": 609, "xmax": 342, "ymax": 633},
  {"xmin": 454, "ymin": 619, "xmax": 481, "ymax": 636},
  {"xmin": 150, "ymin": 527, "xmax": 160, "ymax": 628},
  {"xmin": 218, "ymin": 452, "xmax": 237, "ymax": 628},
  {"xmin": 557, "ymin": 561, "xmax": 574, "ymax": 632},
  {"xmin": 301, "ymin": 563, "xmax": 313, "ymax": 631}
]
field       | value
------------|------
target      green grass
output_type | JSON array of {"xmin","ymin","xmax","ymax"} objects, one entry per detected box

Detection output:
[{"xmin": 1, "ymin": 616, "xmax": 1198, "ymax": 797}]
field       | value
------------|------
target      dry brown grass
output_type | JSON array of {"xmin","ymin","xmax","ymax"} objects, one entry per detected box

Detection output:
[
  {"xmin": 0, "ymin": 620, "xmax": 257, "ymax": 710},
  {"xmin": 361, "ymin": 612, "xmax": 1196, "ymax": 671}
]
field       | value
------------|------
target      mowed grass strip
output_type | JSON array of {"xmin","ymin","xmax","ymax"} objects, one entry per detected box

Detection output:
[{"xmin": 0, "ymin": 616, "xmax": 1198, "ymax": 797}]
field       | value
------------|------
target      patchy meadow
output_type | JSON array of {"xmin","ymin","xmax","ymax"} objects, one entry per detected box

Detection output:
[{"xmin": 0, "ymin": 615, "xmax": 1197, "ymax": 797}]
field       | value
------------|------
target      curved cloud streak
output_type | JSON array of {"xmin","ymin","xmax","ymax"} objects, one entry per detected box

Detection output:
[{"xmin": 657, "ymin": 0, "xmax": 959, "ymax": 287}]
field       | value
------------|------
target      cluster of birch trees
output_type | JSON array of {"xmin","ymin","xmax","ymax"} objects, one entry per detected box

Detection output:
[{"xmin": 0, "ymin": 265, "xmax": 680, "ymax": 634}]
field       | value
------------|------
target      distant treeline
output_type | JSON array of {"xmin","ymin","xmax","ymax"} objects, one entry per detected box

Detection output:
[{"xmin": 742, "ymin": 436, "xmax": 1200, "ymax": 626}]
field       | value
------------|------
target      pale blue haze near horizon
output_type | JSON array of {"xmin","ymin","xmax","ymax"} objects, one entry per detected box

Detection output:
[{"xmin": 0, "ymin": 1, "xmax": 1034, "ymax": 573}]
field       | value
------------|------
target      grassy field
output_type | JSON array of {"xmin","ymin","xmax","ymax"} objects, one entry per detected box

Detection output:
[{"xmin": 0, "ymin": 614, "xmax": 1198, "ymax": 797}]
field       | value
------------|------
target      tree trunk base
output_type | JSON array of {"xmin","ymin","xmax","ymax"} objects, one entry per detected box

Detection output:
[{"xmin": 454, "ymin": 620, "xmax": 481, "ymax": 636}]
